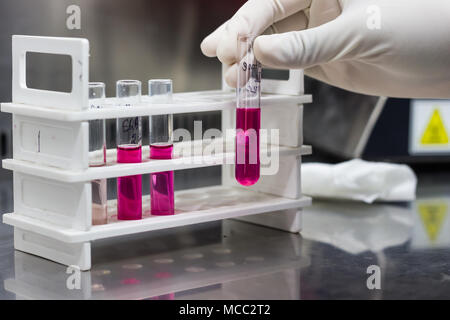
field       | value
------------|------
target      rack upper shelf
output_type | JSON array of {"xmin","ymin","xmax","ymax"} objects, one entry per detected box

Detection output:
[
  {"xmin": 2, "ymin": 144, "xmax": 311, "ymax": 182},
  {"xmin": 1, "ymin": 90, "xmax": 312, "ymax": 121}
]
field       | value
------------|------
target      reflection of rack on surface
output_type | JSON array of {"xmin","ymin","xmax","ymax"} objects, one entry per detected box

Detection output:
[
  {"xmin": 4, "ymin": 220, "xmax": 310, "ymax": 300},
  {"xmin": 1, "ymin": 35, "xmax": 312, "ymax": 270}
]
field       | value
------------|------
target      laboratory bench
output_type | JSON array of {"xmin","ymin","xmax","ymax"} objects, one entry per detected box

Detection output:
[{"xmin": 0, "ymin": 169, "xmax": 449, "ymax": 300}]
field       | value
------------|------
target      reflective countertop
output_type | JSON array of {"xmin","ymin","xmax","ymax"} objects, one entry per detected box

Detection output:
[{"xmin": 0, "ymin": 171, "xmax": 449, "ymax": 300}]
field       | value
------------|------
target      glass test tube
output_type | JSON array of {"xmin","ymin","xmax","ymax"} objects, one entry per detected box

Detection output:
[
  {"xmin": 148, "ymin": 79, "xmax": 174, "ymax": 215},
  {"xmin": 89, "ymin": 82, "xmax": 107, "ymax": 225},
  {"xmin": 235, "ymin": 34, "xmax": 261, "ymax": 186},
  {"xmin": 116, "ymin": 80, "xmax": 143, "ymax": 220}
]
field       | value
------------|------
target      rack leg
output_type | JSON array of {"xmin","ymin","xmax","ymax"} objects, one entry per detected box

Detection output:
[
  {"xmin": 14, "ymin": 228, "xmax": 91, "ymax": 271},
  {"xmin": 234, "ymin": 209, "xmax": 303, "ymax": 233}
]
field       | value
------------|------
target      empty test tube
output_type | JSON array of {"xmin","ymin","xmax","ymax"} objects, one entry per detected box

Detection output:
[
  {"xmin": 89, "ymin": 82, "xmax": 107, "ymax": 225},
  {"xmin": 235, "ymin": 34, "xmax": 261, "ymax": 186},
  {"xmin": 116, "ymin": 80, "xmax": 143, "ymax": 220},
  {"xmin": 148, "ymin": 79, "xmax": 174, "ymax": 215}
]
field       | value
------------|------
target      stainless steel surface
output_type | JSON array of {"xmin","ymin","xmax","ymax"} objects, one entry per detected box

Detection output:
[{"xmin": 0, "ymin": 171, "xmax": 449, "ymax": 300}]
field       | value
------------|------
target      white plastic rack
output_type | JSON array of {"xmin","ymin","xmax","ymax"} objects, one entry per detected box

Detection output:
[{"xmin": 1, "ymin": 35, "xmax": 312, "ymax": 270}]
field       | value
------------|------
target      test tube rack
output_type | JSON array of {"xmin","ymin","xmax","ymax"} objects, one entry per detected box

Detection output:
[{"xmin": 1, "ymin": 35, "xmax": 312, "ymax": 271}]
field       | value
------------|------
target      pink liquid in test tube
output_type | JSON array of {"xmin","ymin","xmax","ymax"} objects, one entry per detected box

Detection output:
[
  {"xmin": 116, "ymin": 79, "xmax": 142, "ymax": 220},
  {"xmin": 150, "ymin": 144, "xmax": 173, "ymax": 159},
  {"xmin": 117, "ymin": 145, "xmax": 142, "ymax": 220},
  {"xmin": 150, "ymin": 144, "xmax": 174, "ymax": 215},
  {"xmin": 235, "ymin": 34, "xmax": 261, "ymax": 186},
  {"xmin": 148, "ymin": 79, "xmax": 175, "ymax": 216},
  {"xmin": 235, "ymin": 108, "xmax": 260, "ymax": 186}
]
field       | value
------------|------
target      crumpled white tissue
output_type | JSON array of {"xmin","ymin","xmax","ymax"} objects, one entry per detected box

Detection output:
[{"xmin": 301, "ymin": 159, "xmax": 417, "ymax": 203}]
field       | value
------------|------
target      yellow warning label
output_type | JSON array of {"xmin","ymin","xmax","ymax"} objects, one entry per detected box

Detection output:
[
  {"xmin": 418, "ymin": 202, "xmax": 448, "ymax": 243},
  {"xmin": 420, "ymin": 108, "xmax": 449, "ymax": 145}
]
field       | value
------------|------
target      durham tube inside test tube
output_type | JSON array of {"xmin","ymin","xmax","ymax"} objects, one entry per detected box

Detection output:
[
  {"xmin": 236, "ymin": 34, "xmax": 261, "ymax": 186},
  {"xmin": 149, "ymin": 79, "xmax": 174, "ymax": 215},
  {"xmin": 116, "ymin": 80, "xmax": 142, "ymax": 220},
  {"xmin": 89, "ymin": 82, "xmax": 107, "ymax": 225}
]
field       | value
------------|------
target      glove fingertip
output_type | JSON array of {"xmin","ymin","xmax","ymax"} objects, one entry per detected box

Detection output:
[
  {"xmin": 225, "ymin": 65, "xmax": 238, "ymax": 88},
  {"xmin": 200, "ymin": 37, "xmax": 217, "ymax": 58}
]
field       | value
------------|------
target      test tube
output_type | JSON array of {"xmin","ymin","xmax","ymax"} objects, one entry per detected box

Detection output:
[
  {"xmin": 148, "ymin": 79, "xmax": 174, "ymax": 215},
  {"xmin": 89, "ymin": 82, "xmax": 107, "ymax": 225},
  {"xmin": 235, "ymin": 34, "xmax": 261, "ymax": 186},
  {"xmin": 116, "ymin": 80, "xmax": 142, "ymax": 220}
]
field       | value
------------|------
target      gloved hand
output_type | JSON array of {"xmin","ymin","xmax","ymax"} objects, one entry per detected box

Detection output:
[{"xmin": 201, "ymin": 0, "xmax": 450, "ymax": 99}]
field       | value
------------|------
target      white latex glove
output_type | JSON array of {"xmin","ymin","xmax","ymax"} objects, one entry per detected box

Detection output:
[{"xmin": 201, "ymin": 0, "xmax": 450, "ymax": 99}]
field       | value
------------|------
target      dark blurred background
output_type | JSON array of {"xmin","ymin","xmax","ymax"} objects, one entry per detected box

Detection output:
[{"xmin": 0, "ymin": 0, "xmax": 247, "ymax": 213}]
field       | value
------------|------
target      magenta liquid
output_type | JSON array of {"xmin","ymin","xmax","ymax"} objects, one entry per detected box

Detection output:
[
  {"xmin": 150, "ymin": 144, "xmax": 174, "ymax": 215},
  {"xmin": 117, "ymin": 145, "xmax": 142, "ymax": 220},
  {"xmin": 235, "ymin": 108, "xmax": 260, "ymax": 186}
]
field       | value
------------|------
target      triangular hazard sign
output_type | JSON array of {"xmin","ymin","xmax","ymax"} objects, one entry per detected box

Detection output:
[
  {"xmin": 418, "ymin": 203, "xmax": 448, "ymax": 243},
  {"xmin": 421, "ymin": 108, "xmax": 449, "ymax": 145}
]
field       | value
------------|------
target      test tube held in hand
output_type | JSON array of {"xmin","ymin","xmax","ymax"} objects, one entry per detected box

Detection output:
[
  {"xmin": 235, "ymin": 34, "xmax": 261, "ymax": 186},
  {"xmin": 148, "ymin": 79, "xmax": 174, "ymax": 215},
  {"xmin": 116, "ymin": 80, "xmax": 143, "ymax": 220},
  {"xmin": 89, "ymin": 82, "xmax": 108, "ymax": 225}
]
